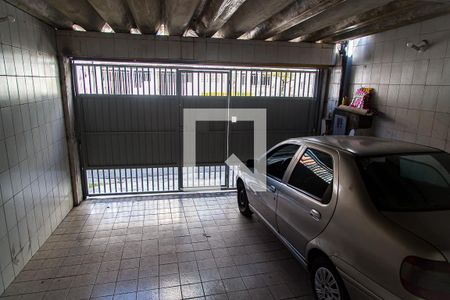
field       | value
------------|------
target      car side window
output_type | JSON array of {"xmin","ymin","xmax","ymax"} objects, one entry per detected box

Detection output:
[
  {"xmin": 288, "ymin": 148, "xmax": 334, "ymax": 203},
  {"xmin": 266, "ymin": 144, "xmax": 300, "ymax": 180}
]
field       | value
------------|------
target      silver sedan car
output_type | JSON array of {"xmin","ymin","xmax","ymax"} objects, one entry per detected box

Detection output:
[{"xmin": 236, "ymin": 136, "xmax": 450, "ymax": 300}]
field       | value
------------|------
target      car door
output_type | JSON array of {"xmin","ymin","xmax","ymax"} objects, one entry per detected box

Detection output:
[
  {"xmin": 250, "ymin": 143, "xmax": 301, "ymax": 229},
  {"xmin": 276, "ymin": 144, "xmax": 339, "ymax": 255}
]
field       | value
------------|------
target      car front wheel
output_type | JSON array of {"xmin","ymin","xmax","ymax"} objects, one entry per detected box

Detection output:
[
  {"xmin": 310, "ymin": 256, "xmax": 349, "ymax": 300},
  {"xmin": 237, "ymin": 180, "xmax": 252, "ymax": 217}
]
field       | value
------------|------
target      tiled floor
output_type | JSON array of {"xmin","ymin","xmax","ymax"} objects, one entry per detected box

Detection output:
[{"xmin": 0, "ymin": 192, "xmax": 312, "ymax": 300}]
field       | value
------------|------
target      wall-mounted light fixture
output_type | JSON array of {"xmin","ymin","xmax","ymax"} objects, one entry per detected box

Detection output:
[
  {"xmin": 406, "ymin": 40, "xmax": 429, "ymax": 52},
  {"xmin": 0, "ymin": 15, "xmax": 15, "ymax": 24}
]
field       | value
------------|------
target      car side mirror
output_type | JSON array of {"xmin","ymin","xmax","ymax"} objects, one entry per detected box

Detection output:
[{"xmin": 246, "ymin": 159, "xmax": 254, "ymax": 169}]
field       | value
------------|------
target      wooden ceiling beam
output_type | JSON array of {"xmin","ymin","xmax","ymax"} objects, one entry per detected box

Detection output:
[
  {"xmin": 324, "ymin": 1, "xmax": 450, "ymax": 42},
  {"xmin": 244, "ymin": 0, "xmax": 346, "ymax": 41},
  {"xmin": 192, "ymin": 0, "xmax": 246, "ymax": 37},
  {"xmin": 270, "ymin": 0, "xmax": 392, "ymax": 41},
  {"xmin": 218, "ymin": 0, "xmax": 295, "ymax": 39},
  {"xmin": 126, "ymin": 0, "xmax": 160, "ymax": 34},
  {"xmin": 164, "ymin": 0, "xmax": 203, "ymax": 36},
  {"xmin": 183, "ymin": 0, "xmax": 208, "ymax": 36},
  {"xmin": 88, "ymin": 0, "xmax": 135, "ymax": 33},
  {"xmin": 300, "ymin": 0, "xmax": 420, "ymax": 42},
  {"xmin": 5, "ymin": 0, "xmax": 73, "ymax": 29},
  {"xmin": 47, "ymin": 0, "xmax": 104, "ymax": 31}
]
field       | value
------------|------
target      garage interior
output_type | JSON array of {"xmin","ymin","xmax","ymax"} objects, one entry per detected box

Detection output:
[{"xmin": 0, "ymin": 0, "xmax": 449, "ymax": 299}]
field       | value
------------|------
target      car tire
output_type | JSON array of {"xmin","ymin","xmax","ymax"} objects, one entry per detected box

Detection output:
[
  {"xmin": 237, "ymin": 180, "xmax": 252, "ymax": 217},
  {"xmin": 310, "ymin": 256, "xmax": 349, "ymax": 300}
]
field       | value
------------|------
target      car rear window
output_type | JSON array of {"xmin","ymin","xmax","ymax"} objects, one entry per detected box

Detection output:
[{"xmin": 357, "ymin": 152, "xmax": 450, "ymax": 211}]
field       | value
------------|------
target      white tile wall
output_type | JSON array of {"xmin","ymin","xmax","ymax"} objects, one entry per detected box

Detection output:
[
  {"xmin": 0, "ymin": 0, "xmax": 73, "ymax": 294},
  {"xmin": 343, "ymin": 14, "xmax": 450, "ymax": 151},
  {"xmin": 325, "ymin": 50, "xmax": 342, "ymax": 119}
]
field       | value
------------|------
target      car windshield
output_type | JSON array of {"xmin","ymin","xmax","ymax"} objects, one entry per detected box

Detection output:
[{"xmin": 357, "ymin": 152, "xmax": 450, "ymax": 212}]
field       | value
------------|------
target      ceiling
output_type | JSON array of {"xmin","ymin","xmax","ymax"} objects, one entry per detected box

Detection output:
[{"xmin": 6, "ymin": 0, "xmax": 450, "ymax": 43}]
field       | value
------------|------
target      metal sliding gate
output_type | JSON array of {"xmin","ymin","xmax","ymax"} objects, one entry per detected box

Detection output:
[{"xmin": 72, "ymin": 61, "xmax": 320, "ymax": 196}]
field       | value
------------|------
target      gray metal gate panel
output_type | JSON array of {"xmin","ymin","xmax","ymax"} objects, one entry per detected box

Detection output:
[
  {"xmin": 79, "ymin": 95, "xmax": 180, "ymax": 167},
  {"xmin": 72, "ymin": 61, "xmax": 321, "ymax": 196},
  {"xmin": 181, "ymin": 96, "xmax": 228, "ymax": 164},
  {"xmin": 229, "ymin": 97, "xmax": 318, "ymax": 163}
]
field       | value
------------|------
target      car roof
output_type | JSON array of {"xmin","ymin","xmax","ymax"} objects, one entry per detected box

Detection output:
[{"xmin": 288, "ymin": 136, "xmax": 441, "ymax": 156}]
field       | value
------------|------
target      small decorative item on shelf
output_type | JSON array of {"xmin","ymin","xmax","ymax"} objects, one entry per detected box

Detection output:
[
  {"xmin": 332, "ymin": 87, "xmax": 375, "ymax": 135},
  {"xmin": 349, "ymin": 87, "xmax": 374, "ymax": 110},
  {"xmin": 342, "ymin": 96, "xmax": 350, "ymax": 106}
]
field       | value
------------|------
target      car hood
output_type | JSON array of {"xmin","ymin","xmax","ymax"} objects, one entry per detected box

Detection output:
[{"xmin": 383, "ymin": 210, "xmax": 450, "ymax": 261}]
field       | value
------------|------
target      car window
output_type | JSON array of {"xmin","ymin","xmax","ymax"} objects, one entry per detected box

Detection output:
[
  {"xmin": 358, "ymin": 152, "xmax": 450, "ymax": 211},
  {"xmin": 400, "ymin": 156, "xmax": 448, "ymax": 187},
  {"xmin": 288, "ymin": 148, "xmax": 334, "ymax": 203},
  {"xmin": 266, "ymin": 144, "xmax": 300, "ymax": 180}
]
